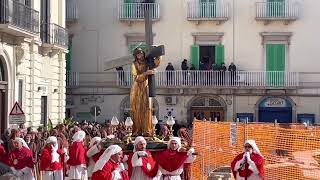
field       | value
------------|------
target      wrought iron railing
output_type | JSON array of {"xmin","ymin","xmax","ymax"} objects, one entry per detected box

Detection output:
[
  {"xmin": 41, "ymin": 23, "xmax": 68, "ymax": 47},
  {"xmin": 0, "ymin": 0, "xmax": 39, "ymax": 33}
]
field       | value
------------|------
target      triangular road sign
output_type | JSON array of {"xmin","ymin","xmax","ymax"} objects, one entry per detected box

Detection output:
[{"xmin": 9, "ymin": 102, "xmax": 24, "ymax": 115}]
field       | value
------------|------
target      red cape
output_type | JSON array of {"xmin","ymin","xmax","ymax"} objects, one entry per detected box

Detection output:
[
  {"xmin": 127, "ymin": 150, "xmax": 159, "ymax": 178},
  {"xmin": 40, "ymin": 145, "xmax": 64, "ymax": 171},
  {"xmin": 91, "ymin": 160, "xmax": 129, "ymax": 180},
  {"xmin": 5, "ymin": 146, "xmax": 34, "ymax": 170},
  {"xmin": 153, "ymin": 149, "xmax": 188, "ymax": 172},
  {"xmin": 231, "ymin": 152, "xmax": 265, "ymax": 179},
  {"xmin": 67, "ymin": 142, "xmax": 87, "ymax": 166}
]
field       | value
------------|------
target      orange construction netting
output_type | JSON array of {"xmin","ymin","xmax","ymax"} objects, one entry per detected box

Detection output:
[{"xmin": 191, "ymin": 120, "xmax": 320, "ymax": 180}]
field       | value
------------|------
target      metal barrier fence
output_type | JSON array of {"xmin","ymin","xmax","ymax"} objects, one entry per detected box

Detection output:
[{"xmin": 191, "ymin": 121, "xmax": 320, "ymax": 180}]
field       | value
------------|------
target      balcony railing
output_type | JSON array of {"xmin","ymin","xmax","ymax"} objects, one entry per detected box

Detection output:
[
  {"xmin": 118, "ymin": 2, "xmax": 160, "ymax": 21},
  {"xmin": 66, "ymin": 0, "xmax": 79, "ymax": 22},
  {"xmin": 187, "ymin": 2, "xmax": 229, "ymax": 21},
  {"xmin": 256, "ymin": 1, "xmax": 299, "ymax": 21},
  {"xmin": 41, "ymin": 23, "xmax": 68, "ymax": 48},
  {"xmin": 67, "ymin": 71, "xmax": 303, "ymax": 89},
  {"xmin": 0, "ymin": 0, "xmax": 39, "ymax": 34}
]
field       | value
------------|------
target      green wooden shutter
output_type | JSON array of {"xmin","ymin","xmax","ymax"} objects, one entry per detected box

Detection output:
[
  {"xmin": 124, "ymin": 0, "xmax": 132, "ymax": 18},
  {"xmin": 200, "ymin": 0, "xmax": 216, "ymax": 18},
  {"xmin": 190, "ymin": 45, "xmax": 200, "ymax": 69},
  {"xmin": 267, "ymin": 0, "xmax": 285, "ymax": 17},
  {"xmin": 66, "ymin": 38, "xmax": 72, "ymax": 71},
  {"xmin": 266, "ymin": 44, "xmax": 285, "ymax": 86},
  {"xmin": 215, "ymin": 45, "xmax": 224, "ymax": 65}
]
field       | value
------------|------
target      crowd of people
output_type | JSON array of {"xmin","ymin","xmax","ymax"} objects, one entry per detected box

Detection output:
[
  {"xmin": 165, "ymin": 59, "xmax": 238, "ymax": 86},
  {"xmin": 0, "ymin": 120, "xmax": 197, "ymax": 180}
]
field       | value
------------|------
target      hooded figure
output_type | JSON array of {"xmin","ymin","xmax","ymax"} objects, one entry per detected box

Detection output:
[
  {"xmin": 5, "ymin": 138, "xmax": 34, "ymax": 180},
  {"xmin": 67, "ymin": 130, "xmax": 88, "ymax": 180},
  {"xmin": 231, "ymin": 140, "xmax": 265, "ymax": 180},
  {"xmin": 91, "ymin": 145, "xmax": 129, "ymax": 180},
  {"xmin": 86, "ymin": 137, "xmax": 104, "ymax": 178},
  {"xmin": 40, "ymin": 136, "xmax": 68, "ymax": 180},
  {"xmin": 127, "ymin": 136, "xmax": 159, "ymax": 180},
  {"xmin": 153, "ymin": 137, "xmax": 196, "ymax": 180}
]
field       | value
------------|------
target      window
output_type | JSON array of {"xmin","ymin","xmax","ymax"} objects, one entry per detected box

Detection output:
[
  {"xmin": 266, "ymin": 44, "xmax": 285, "ymax": 86},
  {"xmin": 18, "ymin": 79, "xmax": 23, "ymax": 106},
  {"xmin": 41, "ymin": 96, "xmax": 48, "ymax": 126}
]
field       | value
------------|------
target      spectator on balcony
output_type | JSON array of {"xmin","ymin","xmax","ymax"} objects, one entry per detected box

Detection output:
[
  {"xmin": 219, "ymin": 63, "xmax": 227, "ymax": 85},
  {"xmin": 165, "ymin": 62, "xmax": 175, "ymax": 86},
  {"xmin": 116, "ymin": 66, "xmax": 125, "ymax": 86},
  {"xmin": 181, "ymin": 59, "xmax": 189, "ymax": 85},
  {"xmin": 228, "ymin": 62, "xmax": 237, "ymax": 86}
]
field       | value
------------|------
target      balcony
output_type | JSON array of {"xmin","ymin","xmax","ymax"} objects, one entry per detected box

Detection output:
[
  {"xmin": 118, "ymin": 2, "xmax": 160, "ymax": 22},
  {"xmin": 66, "ymin": 0, "xmax": 79, "ymax": 23},
  {"xmin": 0, "ymin": 0, "xmax": 39, "ymax": 37},
  {"xmin": 41, "ymin": 23, "xmax": 68, "ymax": 49},
  {"xmin": 187, "ymin": 1, "xmax": 229, "ymax": 24},
  {"xmin": 66, "ymin": 71, "xmax": 307, "ymax": 89},
  {"xmin": 256, "ymin": 1, "xmax": 300, "ymax": 24}
]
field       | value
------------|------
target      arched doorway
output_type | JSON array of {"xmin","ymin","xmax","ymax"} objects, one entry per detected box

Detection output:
[
  {"xmin": 256, "ymin": 96, "xmax": 295, "ymax": 123},
  {"xmin": 188, "ymin": 96, "xmax": 227, "ymax": 125},
  {"xmin": 120, "ymin": 96, "xmax": 159, "ymax": 121},
  {"xmin": 0, "ymin": 57, "xmax": 7, "ymax": 133}
]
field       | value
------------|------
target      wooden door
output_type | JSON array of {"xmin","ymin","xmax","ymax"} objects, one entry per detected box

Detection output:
[{"xmin": 191, "ymin": 107, "xmax": 225, "ymax": 121}]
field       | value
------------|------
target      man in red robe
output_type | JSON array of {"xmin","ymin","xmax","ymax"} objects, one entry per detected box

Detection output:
[
  {"xmin": 127, "ymin": 136, "xmax": 159, "ymax": 180},
  {"xmin": 5, "ymin": 137, "xmax": 34, "ymax": 180},
  {"xmin": 153, "ymin": 137, "xmax": 196, "ymax": 180},
  {"xmin": 40, "ymin": 136, "xmax": 69, "ymax": 180},
  {"xmin": 86, "ymin": 137, "xmax": 104, "ymax": 178},
  {"xmin": 67, "ymin": 130, "xmax": 87, "ymax": 180},
  {"xmin": 91, "ymin": 145, "xmax": 129, "ymax": 180},
  {"xmin": 231, "ymin": 140, "xmax": 265, "ymax": 180}
]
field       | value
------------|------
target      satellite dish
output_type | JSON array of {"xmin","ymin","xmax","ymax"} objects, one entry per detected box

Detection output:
[{"xmin": 90, "ymin": 106, "xmax": 101, "ymax": 116}]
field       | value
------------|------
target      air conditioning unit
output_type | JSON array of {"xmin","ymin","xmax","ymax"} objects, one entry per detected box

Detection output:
[{"xmin": 165, "ymin": 96, "xmax": 176, "ymax": 105}]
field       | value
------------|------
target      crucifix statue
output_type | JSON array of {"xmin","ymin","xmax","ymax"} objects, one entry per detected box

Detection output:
[{"xmin": 104, "ymin": 0, "xmax": 165, "ymax": 136}]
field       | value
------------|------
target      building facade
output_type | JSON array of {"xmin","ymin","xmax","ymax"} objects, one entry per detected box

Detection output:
[
  {"xmin": 66, "ymin": 0, "xmax": 320, "ymax": 126},
  {"xmin": 0, "ymin": 0, "xmax": 68, "ymax": 132}
]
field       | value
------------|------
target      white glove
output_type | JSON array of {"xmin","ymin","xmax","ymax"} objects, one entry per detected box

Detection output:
[
  {"xmin": 137, "ymin": 151, "xmax": 148, "ymax": 157},
  {"xmin": 187, "ymin": 148, "xmax": 195, "ymax": 155},
  {"xmin": 116, "ymin": 163, "xmax": 125, "ymax": 171}
]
